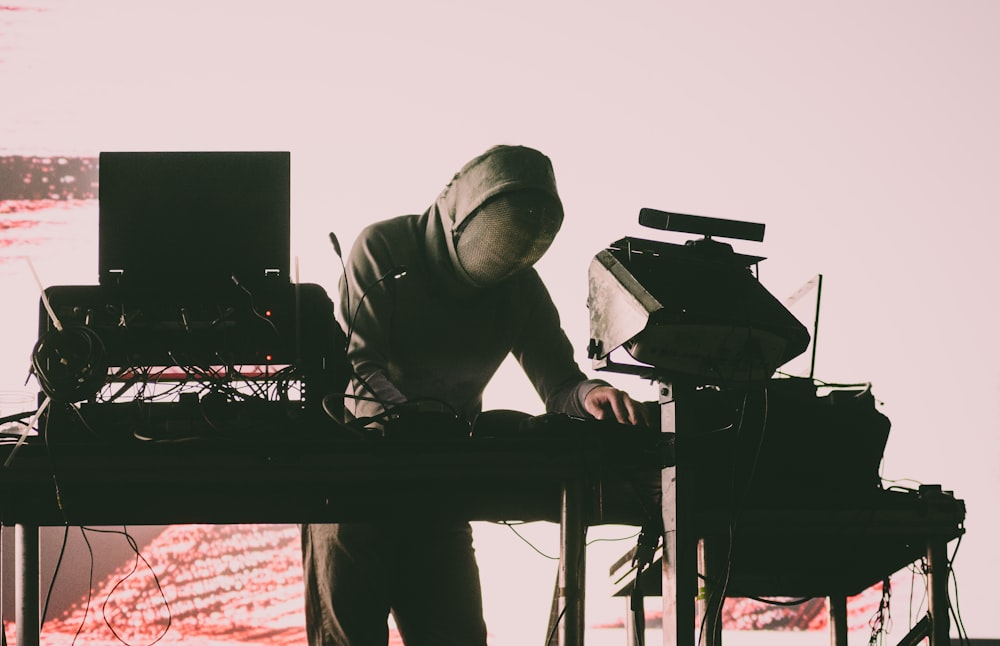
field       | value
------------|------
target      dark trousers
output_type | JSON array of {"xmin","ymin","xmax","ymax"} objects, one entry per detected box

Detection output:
[{"xmin": 301, "ymin": 521, "xmax": 488, "ymax": 646}]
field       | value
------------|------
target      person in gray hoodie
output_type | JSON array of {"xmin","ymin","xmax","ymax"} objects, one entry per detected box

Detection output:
[{"xmin": 301, "ymin": 144, "xmax": 651, "ymax": 645}]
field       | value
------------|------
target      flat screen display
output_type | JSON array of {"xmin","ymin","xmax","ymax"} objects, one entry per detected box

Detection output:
[{"xmin": 98, "ymin": 151, "xmax": 291, "ymax": 289}]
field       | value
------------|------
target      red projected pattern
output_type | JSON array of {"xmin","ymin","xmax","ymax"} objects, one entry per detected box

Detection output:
[
  {"xmin": 594, "ymin": 587, "xmax": 887, "ymax": 634},
  {"xmin": 40, "ymin": 524, "xmax": 311, "ymax": 645},
  {"xmin": 23, "ymin": 523, "xmax": 886, "ymax": 645},
  {"xmin": 25, "ymin": 524, "xmax": 401, "ymax": 646}
]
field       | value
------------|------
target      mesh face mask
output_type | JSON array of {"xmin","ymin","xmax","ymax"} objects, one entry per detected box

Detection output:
[{"xmin": 454, "ymin": 190, "xmax": 564, "ymax": 286}]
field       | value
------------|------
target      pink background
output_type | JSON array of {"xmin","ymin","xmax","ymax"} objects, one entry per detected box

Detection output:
[{"xmin": 1, "ymin": 1, "xmax": 996, "ymax": 643}]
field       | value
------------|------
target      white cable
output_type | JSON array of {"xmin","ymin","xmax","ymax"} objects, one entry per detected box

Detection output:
[
  {"xmin": 3, "ymin": 395, "xmax": 50, "ymax": 468},
  {"xmin": 26, "ymin": 256, "xmax": 63, "ymax": 332}
]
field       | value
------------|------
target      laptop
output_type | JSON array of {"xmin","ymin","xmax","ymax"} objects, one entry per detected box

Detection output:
[{"xmin": 98, "ymin": 151, "xmax": 291, "ymax": 290}]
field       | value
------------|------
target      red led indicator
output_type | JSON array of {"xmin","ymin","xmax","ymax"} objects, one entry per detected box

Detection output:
[
  {"xmin": 265, "ymin": 354, "xmax": 273, "ymax": 362},
  {"xmin": 265, "ymin": 309, "xmax": 273, "ymax": 317}
]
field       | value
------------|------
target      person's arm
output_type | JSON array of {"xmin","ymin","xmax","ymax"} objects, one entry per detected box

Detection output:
[
  {"xmin": 512, "ymin": 275, "xmax": 650, "ymax": 426},
  {"xmin": 338, "ymin": 224, "xmax": 408, "ymax": 422},
  {"xmin": 583, "ymin": 384, "xmax": 653, "ymax": 426}
]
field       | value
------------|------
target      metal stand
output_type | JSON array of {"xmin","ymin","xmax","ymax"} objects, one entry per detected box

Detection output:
[
  {"xmin": 558, "ymin": 480, "xmax": 586, "ymax": 646},
  {"xmin": 660, "ymin": 379, "xmax": 698, "ymax": 646},
  {"xmin": 625, "ymin": 592, "xmax": 645, "ymax": 646},
  {"xmin": 15, "ymin": 523, "xmax": 38, "ymax": 646},
  {"xmin": 697, "ymin": 537, "xmax": 724, "ymax": 646},
  {"xmin": 926, "ymin": 535, "xmax": 951, "ymax": 644},
  {"xmin": 895, "ymin": 535, "xmax": 951, "ymax": 646},
  {"xmin": 828, "ymin": 595, "xmax": 848, "ymax": 646}
]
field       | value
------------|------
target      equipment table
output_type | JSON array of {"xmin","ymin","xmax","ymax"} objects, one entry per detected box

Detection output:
[
  {"xmin": 648, "ymin": 380, "xmax": 966, "ymax": 646},
  {"xmin": 611, "ymin": 486, "xmax": 966, "ymax": 646},
  {"xmin": 0, "ymin": 422, "xmax": 669, "ymax": 646}
]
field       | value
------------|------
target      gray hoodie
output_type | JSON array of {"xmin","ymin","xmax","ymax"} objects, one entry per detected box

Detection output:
[{"xmin": 339, "ymin": 145, "xmax": 607, "ymax": 426}]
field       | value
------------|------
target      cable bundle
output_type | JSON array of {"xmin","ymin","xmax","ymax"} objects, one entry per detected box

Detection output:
[{"xmin": 31, "ymin": 325, "xmax": 108, "ymax": 404}]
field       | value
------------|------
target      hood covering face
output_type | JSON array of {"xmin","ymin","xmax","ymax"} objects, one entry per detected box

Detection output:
[{"xmin": 428, "ymin": 145, "xmax": 564, "ymax": 289}]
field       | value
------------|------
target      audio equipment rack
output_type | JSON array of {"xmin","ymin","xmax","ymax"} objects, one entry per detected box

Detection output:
[{"xmin": 33, "ymin": 281, "xmax": 350, "ymax": 438}]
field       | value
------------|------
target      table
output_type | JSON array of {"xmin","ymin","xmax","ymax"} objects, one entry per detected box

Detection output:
[
  {"xmin": 0, "ymin": 415, "xmax": 670, "ymax": 646},
  {"xmin": 623, "ymin": 379, "xmax": 966, "ymax": 646},
  {"xmin": 611, "ymin": 485, "xmax": 966, "ymax": 645}
]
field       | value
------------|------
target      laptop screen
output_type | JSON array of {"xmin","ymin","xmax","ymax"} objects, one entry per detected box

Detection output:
[{"xmin": 98, "ymin": 151, "xmax": 291, "ymax": 289}]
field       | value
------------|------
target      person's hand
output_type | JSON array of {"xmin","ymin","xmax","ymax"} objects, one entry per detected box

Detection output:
[{"xmin": 584, "ymin": 385, "xmax": 654, "ymax": 427}]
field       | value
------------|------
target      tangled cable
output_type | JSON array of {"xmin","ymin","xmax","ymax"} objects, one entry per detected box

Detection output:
[{"xmin": 31, "ymin": 324, "xmax": 108, "ymax": 404}]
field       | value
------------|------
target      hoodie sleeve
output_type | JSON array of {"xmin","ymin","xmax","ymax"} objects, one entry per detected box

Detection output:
[
  {"xmin": 338, "ymin": 221, "xmax": 409, "ymax": 421},
  {"xmin": 510, "ymin": 273, "xmax": 611, "ymax": 417}
]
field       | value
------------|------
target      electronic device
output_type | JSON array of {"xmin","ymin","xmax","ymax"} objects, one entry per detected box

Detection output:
[
  {"xmin": 587, "ymin": 208, "xmax": 810, "ymax": 382},
  {"xmin": 34, "ymin": 282, "xmax": 350, "ymax": 437},
  {"xmin": 24, "ymin": 151, "xmax": 354, "ymax": 440},
  {"xmin": 97, "ymin": 151, "xmax": 291, "ymax": 290}
]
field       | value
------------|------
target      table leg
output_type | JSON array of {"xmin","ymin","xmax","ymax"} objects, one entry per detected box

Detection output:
[
  {"xmin": 828, "ymin": 595, "xmax": 847, "ymax": 646},
  {"xmin": 15, "ymin": 523, "xmax": 39, "ymax": 646},
  {"xmin": 661, "ymin": 382, "xmax": 696, "ymax": 646},
  {"xmin": 697, "ymin": 537, "xmax": 723, "ymax": 646},
  {"xmin": 558, "ymin": 480, "xmax": 586, "ymax": 646},
  {"xmin": 926, "ymin": 538, "xmax": 950, "ymax": 645}
]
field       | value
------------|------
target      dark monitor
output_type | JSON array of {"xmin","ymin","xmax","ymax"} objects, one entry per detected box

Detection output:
[{"xmin": 98, "ymin": 151, "xmax": 291, "ymax": 289}]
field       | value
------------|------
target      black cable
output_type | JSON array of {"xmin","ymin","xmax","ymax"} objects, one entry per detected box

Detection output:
[
  {"xmin": 320, "ymin": 394, "xmax": 367, "ymax": 438},
  {"xmin": 345, "ymin": 266, "xmax": 407, "ymax": 350},
  {"xmin": 498, "ymin": 521, "xmax": 558, "ymax": 560},
  {"xmin": 698, "ymin": 384, "xmax": 769, "ymax": 645},
  {"xmin": 71, "ymin": 526, "xmax": 96, "ymax": 646},
  {"xmin": 913, "ymin": 558, "xmax": 930, "ymax": 628},
  {"xmin": 230, "ymin": 275, "xmax": 280, "ymax": 337},
  {"xmin": 628, "ymin": 505, "xmax": 661, "ymax": 645},
  {"xmin": 330, "ymin": 232, "xmax": 417, "ymax": 427},
  {"xmin": 698, "ymin": 390, "xmax": 747, "ymax": 645},
  {"xmin": 37, "ymin": 405, "xmax": 72, "ymax": 637},
  {"xmin": 586, "ymin": 531, "xmax": 640, "ymax": 546},
  {"xmin": 333, "ymin": 392, "xmax": 467, "ymax": 437},
  {"xmin": 694, "ymin": 573, "xmax": 820, "ymax": 612},
  {"xmin": 867, "ymin": 577, "xmax": 892, "ymax": 646},
  {"xmin": 546, "ymin": 605, "xmax": 567, "ymax": 646},
  {"xmin": 947, "ymin": 534, "xmax": 970, "ymax": 644},
  {"xmin": 631, "ymin": 558, "xmax": 647, "ymax": 646},
  {"xmin": 38, "ymin": 405, "xmax": 167, "ymax": 646},
  {"xmin": 329, "ymin": 232, "xmax": 350, "ymax": 327},
  {"xmin": 87, "ymin": 525, "xmax": 171, "ymax": 646},
  {"xmin": 545, "ymin": 527, "xmax": 587, "ymax": 646},
  {"xmin": 31, "ymin": 324, "xmax": 108, "ymax": 404},
  {"xmin": 342, "ymin": 266, "xmax": 408, "ymax": 408},
  {"xmin": 40, "ymin": 524, "xmax": 71, "ymax": 629}
]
